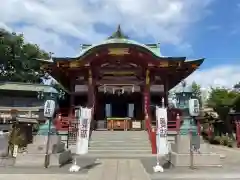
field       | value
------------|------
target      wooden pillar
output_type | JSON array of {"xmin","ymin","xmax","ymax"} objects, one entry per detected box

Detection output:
[
  {"xmin": 143, "ymin": 69, "xmax": 151, "ymax": 130},
  {"xmin": 87, "ymin": 69, "xmax": 96, "ymax": 131},
  {"xmin": 164, "ymin": 76, "xmax": 169, "ymax": 107},
  {"xmin": 69, "ymin": 79, "xmax": 75, "ymax": 118},
  {"xmin": 87, "ymin": 69, "xmax": 95, "ymax": 107},
  {"xmin": 235, "ymin": 120, "xmax": 240, "ymax": 148}
]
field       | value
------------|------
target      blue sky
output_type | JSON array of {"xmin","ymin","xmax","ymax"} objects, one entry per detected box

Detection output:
[
  {"xmin": 188, "ymin": 0, "xmax": 240, "ymax": 68},
  {"xmin": 0, "ymin": 0, "xmax": 239, "ymax": 88}
]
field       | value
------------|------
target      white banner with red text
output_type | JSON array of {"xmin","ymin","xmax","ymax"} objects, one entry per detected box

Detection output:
[
  {"xmin": 76, "ymin": 107, "xmax": 92, "ymax": 155},
  {"xmin": 156, "ymin": 106, "xmax": 169, "ymax": 155}
]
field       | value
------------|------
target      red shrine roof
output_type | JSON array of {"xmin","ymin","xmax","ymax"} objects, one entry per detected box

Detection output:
[{"xmin": 40, "ymin": 25, "xmax": 204, "ymax": 90}]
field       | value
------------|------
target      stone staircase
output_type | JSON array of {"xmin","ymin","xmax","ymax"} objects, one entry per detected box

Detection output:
[{"xmin": 86, "ymin": 131, "xmax": 153, "ymax": 157}]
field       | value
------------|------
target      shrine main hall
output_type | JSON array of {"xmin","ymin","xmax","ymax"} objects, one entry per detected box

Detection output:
[{"xmin": 42, "ymin": 26, "xmax": 204, "ymax": 131}]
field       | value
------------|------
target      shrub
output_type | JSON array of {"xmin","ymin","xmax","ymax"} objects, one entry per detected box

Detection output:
[
  {"xmin": 220, "ymin": 135, "xmax": 229, "ymax": 146},
  {"xmin": 210, "ymin": 136, "xmax": 221, "ymax": 144},
  {"xmin": 226, "ymin": 138, "xmax": 234, "ymax": 148}
]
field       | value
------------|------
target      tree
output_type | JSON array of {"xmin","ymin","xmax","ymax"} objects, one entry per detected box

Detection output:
[
  {"xmin": 0, "ymin": 28, "xmax": 49, "ymax": 83},
  {"xmin": 207, "ymin": 87, "xmax": 240, "ymax": 135},
  {"xmin": 191, "ymin": 81, "xmax": 202, "ymax": 105},
  {"xmin": 234, "ymin": 82, "xmax": 240, "ymax": 92}
]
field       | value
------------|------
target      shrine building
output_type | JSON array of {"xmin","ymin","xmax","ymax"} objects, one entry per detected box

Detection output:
[{"xmin": 42, "ymin": 26, "xmax": 204, "ymax": 131}]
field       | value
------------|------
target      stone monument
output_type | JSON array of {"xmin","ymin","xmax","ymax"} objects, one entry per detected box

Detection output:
[{"xmin": 170, "ymin": 81, "xmax": 221, "ymax": 167}]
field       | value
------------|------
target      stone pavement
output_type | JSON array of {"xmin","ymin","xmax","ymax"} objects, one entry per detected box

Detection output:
[
  {"xmin": 0, "ymin": 159, "xmax": 151, "ymax": 180},
  {"xmin": 1, "ymin": 145, "xmax": 240, "ymax": 180},
  {"xmin": 88, "ymin": 159, "xmax": 151, "ymax": 180}
]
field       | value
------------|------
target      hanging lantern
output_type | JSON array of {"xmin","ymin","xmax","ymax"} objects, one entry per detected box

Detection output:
[
  {"xmin": 162, "ymin": 97, "xmax": 165, "ymax": 108},
  {"xmin": 104, "ymin": 85, "xmax": 107, "ymax": 94},
  {"xmin": 121, "ymin": 87, "xmax": 124, "ymax": 94},
  {"xmin": 132, "ymin": 86, "xmax": 135, "ymax": 93}
]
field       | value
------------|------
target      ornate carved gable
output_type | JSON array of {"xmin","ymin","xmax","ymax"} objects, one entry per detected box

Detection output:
[{"xmin": 100, "ymin": 62, "xmax": 139, "ymax": 69}]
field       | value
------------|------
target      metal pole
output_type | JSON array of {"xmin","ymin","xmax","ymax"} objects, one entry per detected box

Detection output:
[
  {"xmin": 44, "ymin": 118, "xmax": 51, "ymax": 168},
  {"xmin": 189, "ymin": 118, "xmax": 196, "ymax": 169},
  {"xmin": 189, "ymin": 126, "xmax": 194, "ymax": 169}
]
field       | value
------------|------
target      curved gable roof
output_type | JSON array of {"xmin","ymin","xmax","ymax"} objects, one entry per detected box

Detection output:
[{"xmin": 79, "ymin": 38, "xmax": 162, "ymax": 58}]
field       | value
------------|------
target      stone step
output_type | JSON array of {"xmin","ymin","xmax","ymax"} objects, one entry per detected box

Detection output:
[
  {"xmin": 78, "ymin": 153, "xmax": 155, "ymax": 158},
  {"xmin": 91, "ymin": 133, "xmax": 148, "ymax": 136},
  {"xmin": 90, "ymin": 139, "xmax": 149, "ymax": 142},
  {"xmin": 89, "ymin": 142, "xmax": 150, "ymax": 147},
  {"xmin": 88, "ymin": 149, "xmax": 152, "ymax": 154},
  {"xmin": 91, "ymin": 136, "xmax": 149, "ymax": 140},
  {"xmin": 89, "ymin": 146, "xmax": 151, "ymax": 150},
  {"xmin": 92, "ymin": 131, "xmax": 147, "ymax": 134},
  {"xmin": 167, "ymin": 135, "xmax": 175, "ymax": 142},
  {"xmin": 91, "ymin": 134, "xmax": 148, "ymax": 137}
]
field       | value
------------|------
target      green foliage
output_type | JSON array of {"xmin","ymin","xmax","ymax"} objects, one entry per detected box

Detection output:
[
  {"xmin": 207, "ymin": 88, "xmax": 239, "ymax": 108},
  {"xmin": 234, "ymin": 82, "xmax": 240, "ymax": 89},
  {"xmin": 210, "ymin": 135, "xmax": 221, "ymax": 144},
  {"xmin": 227, "ymin": 138, "xmax": 234, "ymax": 148},
  {"xmin": 0, "ymin": 28, "xmax": 49, "ymax": 83},
  {"xmin": 207, "ymin": 87, "xmax": 240, "ymax": 135},
  {"xmin": 208, "ymin": 135, "xmax": 234, "ymax": 147},
  {"xmin": 191, "ymin": 81, "xmax": 202, "ymax": 105},
  {"xmin": 220, "ymin": 135, "xmax": 228, "ymax": 145}
]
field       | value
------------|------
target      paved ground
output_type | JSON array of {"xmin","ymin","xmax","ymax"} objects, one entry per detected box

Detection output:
[{"xmin": 1, "ymin": 145, "xmax": 240, "ymax": 180}]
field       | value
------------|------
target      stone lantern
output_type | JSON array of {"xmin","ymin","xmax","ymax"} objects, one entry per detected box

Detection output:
[
  {"xmin": 170, "ymin": 81, "xmax": 221, "ymax": 167},
  {"xmin": 37, "ymin": 86, "xmax": 65, "ymax": 135},
  {"xmin": 174, "ymin": 81, "xmax": 198, "ymax": 136}
]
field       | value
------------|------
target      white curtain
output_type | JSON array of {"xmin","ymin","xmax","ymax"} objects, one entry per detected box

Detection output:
[
  {"xmin": 128, "ymin": 103, "xmax": 134, "ymax": 118},
  {"xmin": 105, "ymin": 104, "xmax": 111, "ymax": 117}
]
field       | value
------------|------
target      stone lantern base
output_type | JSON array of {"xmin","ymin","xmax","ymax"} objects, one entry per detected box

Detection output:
[
  {"xmin": 15, "ymin": 135, "xmax": 72, "ymax": 167},
  {"xmin": 170, "ymin": 135, "xmax": 222, "ymax": 167}
]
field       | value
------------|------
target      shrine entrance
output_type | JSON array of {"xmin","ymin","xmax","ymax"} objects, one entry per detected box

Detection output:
[{"xmin": 94, "ymin": 85, "xmax": 144, "ymax": 130}]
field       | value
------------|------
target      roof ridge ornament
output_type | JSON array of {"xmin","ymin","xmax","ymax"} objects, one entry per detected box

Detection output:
[{"xmin": 107, "ymin": 24, "xmax": 129, "ymax": 39}]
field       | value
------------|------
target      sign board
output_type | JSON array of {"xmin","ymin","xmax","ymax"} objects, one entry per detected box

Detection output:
[
  {"xmin": 189, "ymin": 99, "xmax": 200, "ymax": 117},
  {"xmin": 44, "ymin": 100, "xmax": 56, "ymax": 118},
  {"xmin": 76, "ymin": 107, "xmax": 92, "ymax": 155},
  {"xmin": 132, "ymin": 121, "xmax": 141, "ymax": 129},
  {"xmin": 156, "ymin": 107, "xmax": 169, "ymax": 155},
  {"xmin": 13, "ymin": 145, "xmax": 18, "ymax": 157}
]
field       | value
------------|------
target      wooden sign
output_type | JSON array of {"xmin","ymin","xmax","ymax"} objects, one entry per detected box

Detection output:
[
  {"xmin": 13, "ymin": 145, "xmax": 18, "ymax": 157},
  {"xmin": 70, "ymin": 61, "xmax": 79, "ymax": 68},
  {"xmin": 103, "ymin": 71, "xmax": 135, "ymax": 75},
  {"xmin": 191, "ymin": 64, "xmax": 198, "ymax": 68},
  {"xmin": 132, "ymin": 121, "xmax": 141, "ymax": 129},
  {"xmin": 108, "ymin": 48, "xmax": 129, "ymax": 55},
  {"xmin": 159, "ymin": 61, "xmax": 169, "ymax": 67}
]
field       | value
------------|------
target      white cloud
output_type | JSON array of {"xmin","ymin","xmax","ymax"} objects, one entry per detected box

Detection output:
[
  {"xmin": 0, "ymin": 0, "xmax": 213, "ymax": 56},
  {"xmin": 186, "ymin": 64, "xmax": 240, "ymax": 88},
  {"xmin": 1, "ymin": 0, "xmax": 238, "ymax": 90}
]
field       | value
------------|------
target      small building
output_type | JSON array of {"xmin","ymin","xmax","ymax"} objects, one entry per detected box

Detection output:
[{"xmin": 0, "ymin": 82, "xmax": 59, "ymax": 131}]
